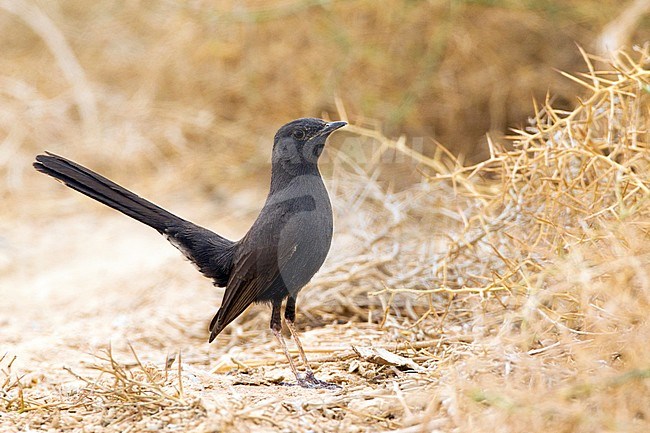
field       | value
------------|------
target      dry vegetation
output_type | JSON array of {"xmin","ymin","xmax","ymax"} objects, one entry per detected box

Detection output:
[{"xmin": 1, "ymin": 1, "xmax": 650, "ymax": 432}]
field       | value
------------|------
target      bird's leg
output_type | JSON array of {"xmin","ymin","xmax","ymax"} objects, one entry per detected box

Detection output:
[
  {"xmin": 284, "ymin": 296, "xmax": 339, "ymax": 389},
  {"xmin": 270, "ymin": 299, "xmax": 302, "ymax": 384},
  {"xmin": 283, "ymin": 296, "xmax": 314, "ymax": 376}
]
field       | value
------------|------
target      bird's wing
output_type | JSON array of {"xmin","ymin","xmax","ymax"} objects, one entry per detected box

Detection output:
[
  {"xmin": 208, "ymin": 234, "xmax": 297, "ymax": 340},
  {"xmin": 207, "ymin": 193, "xmax": 316, "ymax": 341}
]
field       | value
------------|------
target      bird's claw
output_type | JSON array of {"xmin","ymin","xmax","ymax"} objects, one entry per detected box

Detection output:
[{"xmin": 297, "ymin": 371, "xmax": 340, "ymax": 390}]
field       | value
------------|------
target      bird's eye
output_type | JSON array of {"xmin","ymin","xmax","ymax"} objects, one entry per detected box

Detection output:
[{"xmin": 292, "ymin": 129, "xmax": 306, "ymax": 140}]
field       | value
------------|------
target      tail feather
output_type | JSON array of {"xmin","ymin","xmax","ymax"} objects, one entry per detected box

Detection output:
[
  {"xmin": 34, "ymin": 152, "xmax": 182, "ymax": 232},
  {"xmin": 34, "ymin": 152, "xmax": 235, "ymax": 286}
]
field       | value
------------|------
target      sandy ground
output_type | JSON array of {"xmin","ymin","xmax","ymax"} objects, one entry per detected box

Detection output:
[{"xmin": 1, "ymin": 189, "xmax": 430, "ymax": 432}]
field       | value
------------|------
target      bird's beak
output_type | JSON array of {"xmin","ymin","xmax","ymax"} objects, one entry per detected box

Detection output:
[{"xmin": 316, "ymin": 121, "xmax": 347, "ymax": 137}]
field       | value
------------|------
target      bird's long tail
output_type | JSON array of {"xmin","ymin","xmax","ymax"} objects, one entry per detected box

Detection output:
[
  {"xmin": 34, "ymin": 152, "xmax": 183, "ymax": 233},
  {"xmin": 34, "ymin": 152, "xmax": 235, "ymax": 286}
]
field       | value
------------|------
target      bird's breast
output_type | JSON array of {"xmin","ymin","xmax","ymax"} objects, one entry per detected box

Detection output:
[{"xmin": 270, "ymin": 175, "xmax": 333, "ymax": 295}]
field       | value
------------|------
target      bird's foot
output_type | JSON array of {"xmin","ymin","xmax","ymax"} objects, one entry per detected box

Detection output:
[{"xmin": 296, "ymin": 371, "xmax": 340, "ymax": 390}]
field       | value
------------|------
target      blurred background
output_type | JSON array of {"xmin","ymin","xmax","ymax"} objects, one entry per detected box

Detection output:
[{"xmin": 1, "ymin": 0, "xmax": 648, "ymax": 204}]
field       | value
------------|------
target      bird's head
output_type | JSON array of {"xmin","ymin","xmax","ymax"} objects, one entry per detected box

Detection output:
[{"xmin": 272, "ymin": 118, "xmax": 346, "ymax": 172}]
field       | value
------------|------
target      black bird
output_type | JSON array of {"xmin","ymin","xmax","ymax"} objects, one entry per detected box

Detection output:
[{"xmin": 34, "ymin": 118, "xmax": 347, "ymax": 388}]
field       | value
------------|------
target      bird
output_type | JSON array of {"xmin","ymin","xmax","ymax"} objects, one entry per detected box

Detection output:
[{"xmin": 33, "ymin": 117, "xmax": 347, "ymax": 389}]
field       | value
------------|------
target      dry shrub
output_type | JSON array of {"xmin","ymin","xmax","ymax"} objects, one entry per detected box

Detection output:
[
  {"xmin": 428, "ymin": 223, "xmax": 650, "ymax": 433},
  {"xmin": 318, "ymin": 45, "xmax": 649, "ymax": 313},
  {"xmin": 309, "ymin": 46, "xmax": 649, "ymax": 432}
]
